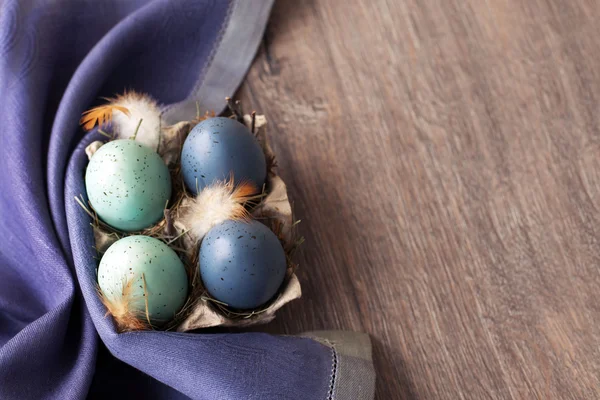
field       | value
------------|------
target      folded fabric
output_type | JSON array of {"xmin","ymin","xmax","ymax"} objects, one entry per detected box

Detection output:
[{"xmin": 0, "ymin": 1, "xmax": 375, "ymax": 399}]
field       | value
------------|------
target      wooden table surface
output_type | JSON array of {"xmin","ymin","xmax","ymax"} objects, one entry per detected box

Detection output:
[{"xmin": 236, "ymin": 1, "xmax": 600, "ymax": 398}]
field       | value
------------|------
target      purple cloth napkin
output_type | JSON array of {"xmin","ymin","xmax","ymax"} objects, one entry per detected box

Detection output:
[{"xmin": 0, "ymin": 1, "xmax": 375, "ymax": 399}]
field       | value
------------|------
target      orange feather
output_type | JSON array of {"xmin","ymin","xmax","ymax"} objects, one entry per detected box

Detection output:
[
  {"xmin": 80, "ymin": 104, "xmax": 130, "ymax": 131},
  {"xmin": 97, "ymin": 274, "xmax": 151, "ymax": 332},
  {"xmin": 231, "ymin": 181, "xmax": 258, "ymax": 200}
]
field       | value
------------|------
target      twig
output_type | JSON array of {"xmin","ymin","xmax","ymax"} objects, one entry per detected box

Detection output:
[
  {"xmin": 200, "ymin": 296, "xmax": 230, "ymax": 306},
  {"xmin": 130, "ymin": 118, "xmax": 143, "ymax": 140},
  {"xmin": 225, "ymin": 97, "xmax": 243, "ymax": 122},
  {"xmin": 164, "ymin": 209, "xmax": 176, "ymax": 237},
  {"xmin": 156, "ymin": 115, "xmax": 162, "ymax": 153},
  {"xmin": 74, "ymin": 196, "xmax": 95, "ymax": 220},
  {"xmin": 98, "ymin": 129, "xmax": 113, "ymax": 139},
  {"xmin": 166, "ymin": 229, "xmax": 189, "ymax": 245}
]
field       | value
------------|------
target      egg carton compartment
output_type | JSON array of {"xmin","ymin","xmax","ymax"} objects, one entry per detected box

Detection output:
[{"xmin": 80, "ymin": 99, "xmax": 302, "ymax": 332}]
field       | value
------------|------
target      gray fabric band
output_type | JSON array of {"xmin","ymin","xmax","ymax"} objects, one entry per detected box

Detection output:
[
  {"xmin": 303, "ymin": 331, "xmax": 376, "ymax": 400},
  {"xmin": 162, "ymin": 0, "xmax": 275, "ymax": 123}
]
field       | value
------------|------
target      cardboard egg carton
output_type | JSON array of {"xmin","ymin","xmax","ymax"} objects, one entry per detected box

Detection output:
[{"xmin": 86, "ymin": 112, "xmax": 301, "ymax": 331}]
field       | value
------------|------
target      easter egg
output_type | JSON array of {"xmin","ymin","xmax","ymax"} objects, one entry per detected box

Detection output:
[
  {"xmin": 98, "ymin": 235, "xmax": 188, "ymax": 324},
  {"xmin": 199, "ymin": 220, "xmax": 287, "ymax": 310},
  {"xmin": 86, "ymin": 139, "xmax": 171, "ymax": 232},
  {"xmin": 181, "ymin": 117, "xmax": 266, "ymax": 195}
]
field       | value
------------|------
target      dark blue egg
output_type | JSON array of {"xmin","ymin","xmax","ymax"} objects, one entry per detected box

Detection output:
[
  {"xmin": 199, "ymin": 220, "xmax": 287, "ymax": 310},
  {"xmin": 181, "ymin": 117, "xmax": 266, "ymax": 195}
]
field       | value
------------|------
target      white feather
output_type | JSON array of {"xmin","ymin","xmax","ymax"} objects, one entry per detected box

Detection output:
[
  {"xmin": 112, "ymin": 93, "xmax": 161, "ymax": 150},
  {"xmin": 186, "ymin": 182, "xmax": 250, "ymax": 242}
]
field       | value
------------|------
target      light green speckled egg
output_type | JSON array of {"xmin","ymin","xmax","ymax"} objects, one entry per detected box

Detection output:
[
  {"xmin": 98, "ymin": 235, "xmax": 188, "ymax": 325},
  {"xmin": 85, "ymin": 139, "xmax": 171, "ymax": 232}
]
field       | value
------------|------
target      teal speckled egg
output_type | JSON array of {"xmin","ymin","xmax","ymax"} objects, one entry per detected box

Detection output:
[
  {"xmin": 98, "ymin": 235, "xmax": 188, "ymax": 325},
  {"xmin": 86, "ymin": 139, "xmax": 171, "ymax": 232}
]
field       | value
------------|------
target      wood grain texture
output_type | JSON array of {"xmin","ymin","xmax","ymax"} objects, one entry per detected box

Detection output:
[{"xmin": 235, "ymin": 0, "xmax": 600, "ymax": 398}]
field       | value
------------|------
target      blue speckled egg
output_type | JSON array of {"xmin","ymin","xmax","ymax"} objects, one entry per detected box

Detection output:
[
  {"xmin": 199, "ymin": 220, "xmax": 287, "ymax": 310},
  {"xmin": 181, "ymin": 117, "xmax": 266, "ymax": 195},
  {"xmin": 86, "ymin": 139, "xmax": 171, "ymax": 232},
  {"xmin": 98, "ymin": 235, "xmax": 188, "ymax": 324}
]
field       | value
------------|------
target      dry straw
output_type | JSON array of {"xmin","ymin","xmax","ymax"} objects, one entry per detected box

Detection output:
[{"xmin": 77, "ymin": 95, "xmax": 302, "ymax": 332}]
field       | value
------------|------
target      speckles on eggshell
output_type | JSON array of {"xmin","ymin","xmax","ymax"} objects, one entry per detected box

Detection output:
[
  {"xmin": 180, "ymin": 117, "xmax": 266, "ymax": 195},
  {"xmin": 85, "ymin": 140, "xmax": 171, "ymax": 232},
  {"xmin": 98, "ymin": 235, "xmax": 188, "ymax": 325},
  {"xmin": 198, "ymin": 220, "xmax": 286, "ymax": 310}
]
